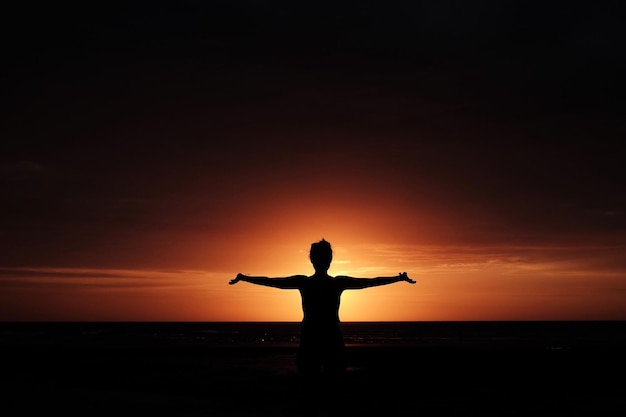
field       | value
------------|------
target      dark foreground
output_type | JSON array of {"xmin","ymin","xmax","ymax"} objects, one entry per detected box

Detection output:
[{"xmin": 2, "ymin": 325, "xmax": 625, "ymax": 416}]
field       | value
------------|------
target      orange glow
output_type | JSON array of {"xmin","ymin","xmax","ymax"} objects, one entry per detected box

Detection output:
[
  {"xmin": 2, "ymin": 170, "xmax": 626, "ymax": 322},
  {"xmin": 1, "ymin": 123, "xmax": 624, "ymax": 323},
  {"xmin": 2, "ymin": 240, "xmax": 626, "ymax": 321},
  {"xmin": 2, "ymin": 1, "xmax": 624, "ymax": 324}
]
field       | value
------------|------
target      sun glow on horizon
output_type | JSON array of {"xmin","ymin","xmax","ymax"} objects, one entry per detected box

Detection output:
[{"xmin": 2, "ymin": 238, "xmax": 625, "ymax": 321}]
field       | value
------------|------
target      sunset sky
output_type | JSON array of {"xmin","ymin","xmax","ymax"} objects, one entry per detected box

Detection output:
[{"xmin": 1, "ymin": 1, "xmax": 625, "ymax": 321}]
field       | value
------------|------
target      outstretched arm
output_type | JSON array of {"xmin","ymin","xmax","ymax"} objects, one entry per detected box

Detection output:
[
  {"xmin": 338, "ymin": 272, "xmax": 416, "ymax": 290},
  {"xmin": 229, "ymin": 273, "xmax": 306, "ymax": 289}
]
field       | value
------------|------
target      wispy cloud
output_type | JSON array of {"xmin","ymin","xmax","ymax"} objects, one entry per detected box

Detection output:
[
  {"xmin": 337, "ymin": 242, "xmax": 626, "ymax": 277},
  {"xmin": 0, "ymin": 267, "xmax": 226, "ymax": 291}
]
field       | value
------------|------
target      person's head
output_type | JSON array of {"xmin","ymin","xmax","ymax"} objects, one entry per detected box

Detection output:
[{"xmin": 309, "ymin": 239, "xmax": 333, "ymax": 272}]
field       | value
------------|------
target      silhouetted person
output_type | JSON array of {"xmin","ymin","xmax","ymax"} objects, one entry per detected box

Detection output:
[{"xmin": 229, "ymin": 239, "xmax": 415, "ymax": 415}]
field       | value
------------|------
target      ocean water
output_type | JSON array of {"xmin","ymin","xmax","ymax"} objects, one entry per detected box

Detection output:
[
  {"xmin": 2, "ymin": 321, "xmax": 625, "ymax": 349},
  {"xmin": 2, "ymin": 321, "xmax": 626, "ymax": 416}
]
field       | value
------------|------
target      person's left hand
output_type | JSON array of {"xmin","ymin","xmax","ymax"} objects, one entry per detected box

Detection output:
[{"xmin": 229, "ymin": 273, "xmax": 246, "ymax": 285}]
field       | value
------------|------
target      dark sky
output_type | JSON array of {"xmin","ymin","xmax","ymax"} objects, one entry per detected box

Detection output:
[
  {"xmin": 2, "ymin": 0, "xmax": 625, "ymax": 269},
  {"xmin": 2, "ymin": 1, "xmax": 626, "ymax": 321}
]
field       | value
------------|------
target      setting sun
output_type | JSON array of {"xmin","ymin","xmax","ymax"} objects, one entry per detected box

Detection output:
[
  {"xmin": 2, "ymin": 4, "xmax": 624, "ymax": 417},
  {"xmin": 1, "ymin": 1, "xmax": 624, "ymax": 323}
]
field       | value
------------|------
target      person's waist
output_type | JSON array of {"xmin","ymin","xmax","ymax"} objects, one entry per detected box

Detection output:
[{"xmin": 302, "ymin": 318, "xmax": 340, "ymax": 326}]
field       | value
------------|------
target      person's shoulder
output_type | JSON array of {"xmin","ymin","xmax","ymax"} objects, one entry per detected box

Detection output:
[{"xmin": 332, "ymin": 275, "xmax": 355, "ymax": 286}]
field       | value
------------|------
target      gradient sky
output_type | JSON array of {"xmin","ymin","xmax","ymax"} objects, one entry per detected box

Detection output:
[{"xmin": 1, "ymin": 1, "xmax": 625, "ymax": 321}]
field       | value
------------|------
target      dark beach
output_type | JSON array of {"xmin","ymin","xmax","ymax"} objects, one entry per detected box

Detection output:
[{"xmin": 2, "ymin": 322, "xmax": 625, "ymax": 417}]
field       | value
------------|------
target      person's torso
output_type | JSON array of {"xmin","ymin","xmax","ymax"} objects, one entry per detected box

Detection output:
[{"xmin": 299, "ymin": 276, "xmax": 343, "ymax": 324}]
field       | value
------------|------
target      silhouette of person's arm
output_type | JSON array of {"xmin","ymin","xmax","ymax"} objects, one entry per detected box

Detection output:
[
  {"xmin": 337, "ymin": 272, "xmax": 416, "ymax": 289},
  {"xmin": 229, "ymin": 273, "xmax": 306, "ymax": 289}
]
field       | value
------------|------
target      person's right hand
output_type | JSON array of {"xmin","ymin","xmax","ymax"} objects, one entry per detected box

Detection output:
[{"xmin": 399, "ymin": 272, "xmax": 416, "ymax": 284}]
